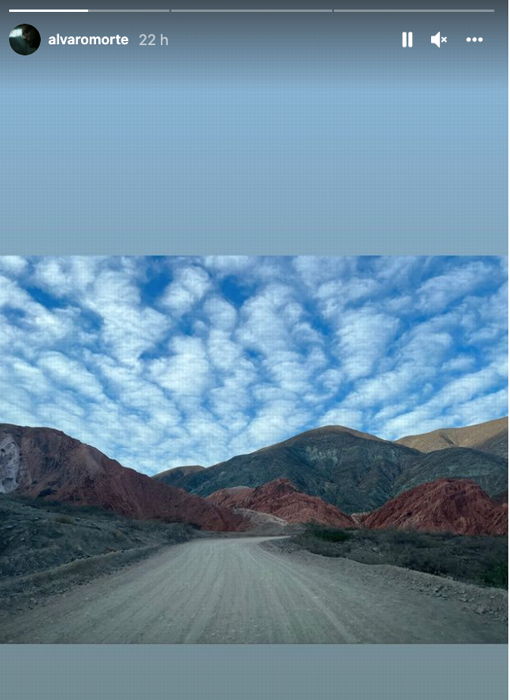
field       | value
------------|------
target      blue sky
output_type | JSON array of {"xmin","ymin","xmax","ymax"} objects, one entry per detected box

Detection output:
[{"xmin": 0, "ymin": 256, "xmax": 506, "ymax": 475}]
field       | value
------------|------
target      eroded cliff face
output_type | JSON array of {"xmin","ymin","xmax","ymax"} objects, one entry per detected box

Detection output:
[{"xmin": 0, "ymin": 434, "xmax": 28, "ymax": 493}]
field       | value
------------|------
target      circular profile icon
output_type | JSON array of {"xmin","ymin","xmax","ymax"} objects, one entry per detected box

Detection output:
[{"xmin": 9, "ymin": 24, "xmax": 41, "ymax": 56}]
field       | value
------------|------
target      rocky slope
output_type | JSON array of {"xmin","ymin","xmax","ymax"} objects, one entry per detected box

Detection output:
[
  {"xmin": 0, "ymin": 425, "xmax": 247, "ymax": 532},
  {"xmin": 397, "ymin": 417, "xmax": 508, "ymax": 459},
  {"xmin": 0, "ymin": 493, "xmax": 195, "ymax": 583},
  {"xmin": 207, "ymin": 478, "xmax": 355, "ymax": 528},
  {"xmin": 166, "ymin": 422, "xmax": 507, "ymax": 514},
  {"xmin": 362, "ymin": 478, "xmax": 508, "ymax": 536}
]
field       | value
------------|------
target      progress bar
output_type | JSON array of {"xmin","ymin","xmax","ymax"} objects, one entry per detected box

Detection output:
[
  {"xmin": 171, "ymin": 8, "xmax": 494, "ymax": 11},
  {"xmin": 171, "ymin": 8, "xmax": 333, "ymax": 11},
  {"xmin": 174, "ymin": 8, "xmax": 495, "ymax": 11},
  {"xmin": 9, "ymin": 8, "xmax": 89, "ymax": 10},
  {"xmin": 333, "ymin": 8, "xmax": 494, "ymax": 10},
  {"xmin": 8, "ymin": 8, "xmax": 170, "ymax": 11},
  {"xmin": 8, "ymin": 8, "xmax": 496, "ymax": 12}
]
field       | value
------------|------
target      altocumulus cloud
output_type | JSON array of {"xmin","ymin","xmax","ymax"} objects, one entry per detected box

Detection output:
[{"xmin": 0, "ymin": 256, "xmax": 506, "ymax": 474}]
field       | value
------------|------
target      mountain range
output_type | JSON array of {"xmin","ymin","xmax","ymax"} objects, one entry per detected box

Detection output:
[
  {"xmin": 0, "ymin": 417, "xmax": 507, "ymax": 536},
  {"xmin": 154, "ymin": 418, "xmax": 508, "ymax": 514}
]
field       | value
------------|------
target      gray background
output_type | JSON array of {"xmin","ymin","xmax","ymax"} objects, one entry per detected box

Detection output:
[
  {"xmin": 0, "ymin": 0, "xmax": 507, "ymax": 696},
  {"xmin": 2, "ymin": 0, "xmax": 508, "ymax": 252},
  {"xmin": 0, "ymin": 644, "xmax": 508, "ymax": 699}
]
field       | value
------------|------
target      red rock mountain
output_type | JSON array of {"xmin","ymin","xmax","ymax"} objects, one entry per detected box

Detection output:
[
  {"xmin": 361, "ymin": 478, "xmax": 508, "ymax": 536},
  {"xmin": 0, "ymin": 424, "xmax": 247, "ymax": 532},
  {"xmin": 207, "ymin": 478, "xmax": 355, "ymax": 528}
]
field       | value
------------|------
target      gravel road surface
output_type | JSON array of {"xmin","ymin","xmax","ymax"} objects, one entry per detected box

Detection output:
[{"xmin": 0, "ymin": 537, "xmax": 506, "ymax": 643}]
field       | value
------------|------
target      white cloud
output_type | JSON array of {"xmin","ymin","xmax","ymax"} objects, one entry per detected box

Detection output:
[
  {"xmin": 32, "ymin": 257, "xmax": 101, "ymax": 298},
  {"xmin": 150, "ymin": 336, "xmax": 212, "ymax": 404},
  {"xmin": 203, "ymin": 296, "xmax": 237, "ymax": 332},
  {"xmin": 0, "ymin": 256, "xmax": 505, "ymax": 473},
  {"xmin": 0, "ymin": 256, "xmax": 28, "ymax": 276},
  {"xmin": 334, "ymin": 308, "xmax": 400, "ymax": 381},
  {"xmin": 442, "ymin": 355, "xmax": 476, "ymax": 373},
  {"xmin": 160, "ymin": 266, "xmax": 211, "ymax": 316},
  {"xmin": 316, "ymin": 277, "xmax": 381, "ymax": 316},
  {"xmin": 417, "ymin": 261, "xmax": 495, "ymax": 313},
  {"xmin": 320, "ymin": 407, "xmax": 364, "ymax": 429},
  {"xmin": 236, "ymin": 283, "xmax": 302, "ymax": 355},
  {"xmin": 38, "ymin": 352, "xmax": 104, "ymax": 401},
  {"xmin": 230, "ymin": 399, "xmax": 311, "ymax": 455},
  {"xmin": 203, "ymin": 256, "xmax": 254, "ymax": 275},
  {"xmin": 380, "ymin": 361, "xmax": 507, "ymax": 439}
]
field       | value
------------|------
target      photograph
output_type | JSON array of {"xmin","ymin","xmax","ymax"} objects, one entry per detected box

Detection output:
[
  {"xmin": 8, "ymin": 24, "xmax": 41, "ymax": 56},
  {"xmin": 0, "ymin": 254, "xmax": 506, "ymax": 644}
]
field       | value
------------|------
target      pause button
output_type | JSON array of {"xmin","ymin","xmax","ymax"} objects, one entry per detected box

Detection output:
[{"xmin": 402, "ymin": 32, "xmax": 413, "ymax": 48}]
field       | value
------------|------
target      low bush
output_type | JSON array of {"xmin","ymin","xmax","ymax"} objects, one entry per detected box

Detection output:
[
  {"xmin": 314, "ymin": 529, "xmax": 352, "ymax": 543},
  {"xmin": 291, "ymin": 526, "xmax": 508, "ymax": 589},
  {"xmin": 480, "ymin": 561, "xmax": 508, "ymax": 588}
]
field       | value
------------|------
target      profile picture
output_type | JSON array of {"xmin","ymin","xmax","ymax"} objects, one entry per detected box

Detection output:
[{"xmin": 9, "ymin": 24, "xmax": 41, "ymax": 55}]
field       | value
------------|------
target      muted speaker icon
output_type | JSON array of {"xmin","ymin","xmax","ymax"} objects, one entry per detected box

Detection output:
[{"xmin": 431, "ymin": 32, "xmax": 441, "ymax": 47}]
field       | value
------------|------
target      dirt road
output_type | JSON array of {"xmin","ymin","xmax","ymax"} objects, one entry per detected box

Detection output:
[{"xmin": 0, "ymin": 537, "xmax": 506, "ymax": 643}]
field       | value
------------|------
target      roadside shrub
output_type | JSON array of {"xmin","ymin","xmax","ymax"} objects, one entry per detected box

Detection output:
[
  {"xmin": 304, "ymin": 525, "xmax": 352, "ymax": 543},
  {"xmin": 382, "ymin": 529, "xmax": 423, "ymax": 546},
  {"xmin": 291, "ymin": 526, "xmax": 508, "ymax": 589},
  {"xmin": 480, "ymin": 561, "xmax": 508, "ymax": 589}
]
